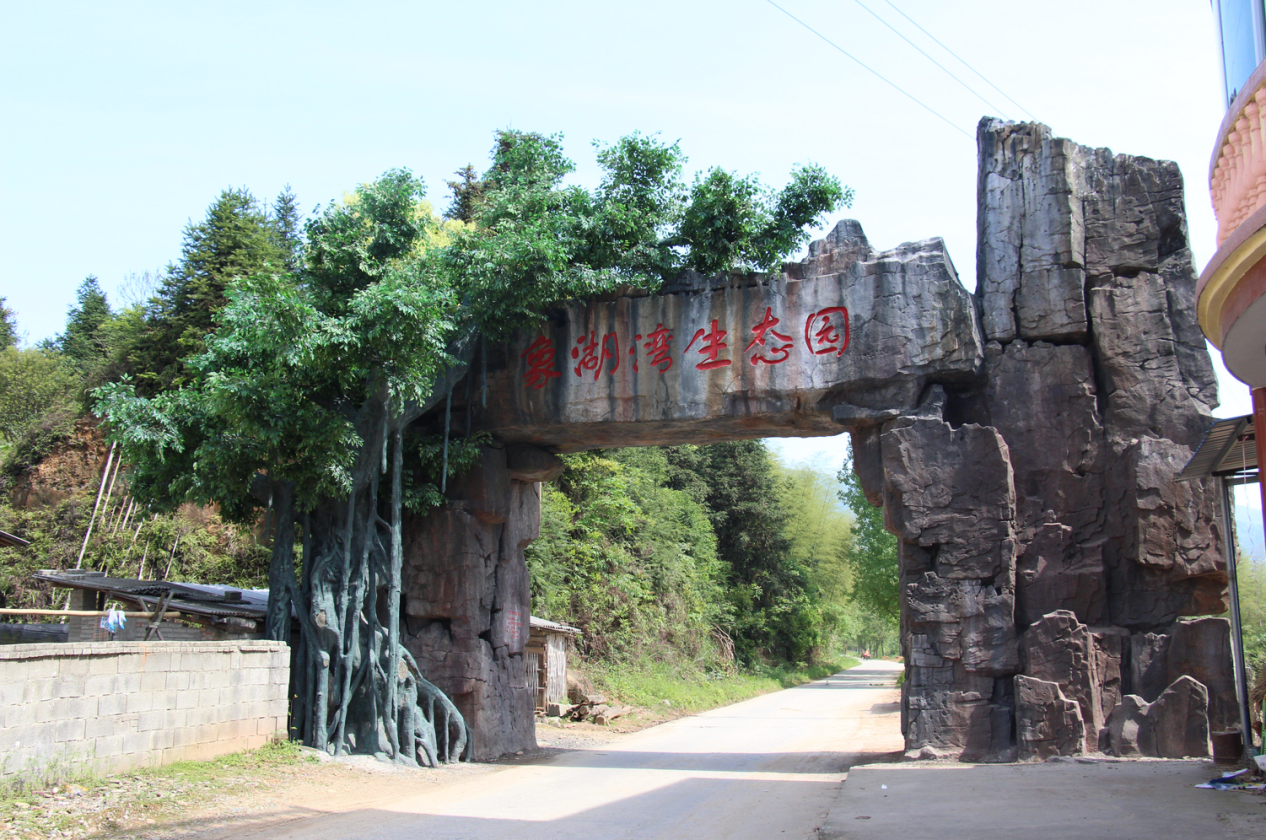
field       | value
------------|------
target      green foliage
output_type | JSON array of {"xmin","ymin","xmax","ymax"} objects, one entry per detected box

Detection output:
[
  {"xmin": 778, "ymin": 460, "xmax": 857, "ymax": 658},
  {"xmin": 0, "ymin": 493, "xmax": 268, "ymax": 611},
  {"xmin": 667, "ymin": 441, "xmax": 820, "ymax": 663},
  {"xmin": 530, "ymin": 441, "xmax": 866, "ymax": 671},
  {"xmin": 527, "ymin": 450, "xmax": 723, "ymax": 664},
  {"xmin": 443, "ymin": 164, "xmax": 486, "ymax": 223},
  {"xmin": 677, "ymin": 164, "xmax": 851, "ymax": 275},
  {"xmin": 444, "ymin": 131, "xmax": 662, "ymax": 338},
  {"xmin": 587, "ymin": 656, "xmax": 858, "ymax": 716},
  {"xmin": 97, "ymin": 171, "xmax": 458, "ymax": 523},
  {"xmin": 0, "ymin": 348, "xmax": 76, "ymax": 445},
  {"xmin": 838, "ymin": 450, "xmax": 900, "ymax": 622},
  {"xmin": 54, "ymin": 277, "xmax": 113, "ymax": 372},
  {"xmin": 404, "ymin": 432, "xmax": 492, "ymax": 512},
  {"xmin": 131, "ymin": 188, "xmax": 288, "ymax": 392},
  {"xmin": 270, "ymin": 185, "xmax": 304, "ymax": 271},
  {"xmin": 0, "ymin": 297, "xmax": 18, "ymax": 350},
  {"xmin": 305, "ymin": 169, "xmax": 435, "ymax": 310},
  {"xmin": 1239, "ymin": 555, "xmax": 1266, "ymax": 673}
]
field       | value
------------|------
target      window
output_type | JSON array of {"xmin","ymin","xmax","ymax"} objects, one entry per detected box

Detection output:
[{"xmin": 1218, "ymin": 0, "xmax": 1266, "ymax": 107}]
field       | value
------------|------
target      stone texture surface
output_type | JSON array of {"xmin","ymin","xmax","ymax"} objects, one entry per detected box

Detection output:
[
  {"xmin": 1104, "ymin": 694, "xmax": 1153, "ymax": 757},
  {"xmin": 1166, "ymin": 618, "xmax": 1236, "ymax": 734},
  {"xmin": 505, "ymin": 444, "xmax": 565, "ymax": 483},
  {"xmin": 1019, "ymin": 611, "xmax": 1103, "ymax": 748},
  {"xmin": 401, "ymin": 445, "xmax": 538, "ymax": 761},
  {"xmin": 400, "ymin": 119, "xmax": 1233, "ymax": 761},
  {"xmin": 1101, "ymin": 676, "xmax": 1214, "ymax": 759},
  {"xmin": 1015, "ymin": 675, "xmax": 1085, "ymax": 761},
  {"xmin": 477, "ymin": 224, "xmax": 982, "ymax": 449},
  {"xmin": 1149, "ymin": 676, "xmax": 1212, "ymax": 758},
  {"xmin": 1129, "ymin": 631, "xmax": 1172, "ymax": 702}
]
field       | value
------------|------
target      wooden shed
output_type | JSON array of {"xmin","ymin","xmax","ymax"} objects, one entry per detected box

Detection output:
[{"xmin": 526, "ymin": 616, "xmax": 580, "ymax": 711}]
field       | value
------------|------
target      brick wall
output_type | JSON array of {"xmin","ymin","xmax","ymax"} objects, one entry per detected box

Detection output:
[{"xmin": 0, "ymin": 640, "xmax": 289, "ymax": 780}]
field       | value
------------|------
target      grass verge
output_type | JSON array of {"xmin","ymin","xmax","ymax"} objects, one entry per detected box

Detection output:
[
  {"xmin": 587, "ymin": 657, "xmax": 860, "ymax": 718},
  {"xmin": 0, "ymin": 739, "xmax": 315, "ymax": 839}
]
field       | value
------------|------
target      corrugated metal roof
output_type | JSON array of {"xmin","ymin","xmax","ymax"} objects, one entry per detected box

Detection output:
[
  {"xmin": 32, "ymin": 571, "xmax": 268, "ymax": 622},
  {"xmin": 1178, "ymin": 416, "xmax": 1258, "ymax": 480},
  {"xmin": 530, "ymin": 615, "xmax": 581, "ymax": 635}
]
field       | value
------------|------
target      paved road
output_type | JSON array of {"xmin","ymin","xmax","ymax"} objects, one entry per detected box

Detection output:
[{"xmin": 239, "ymin": 661, "xmax": 904, "ymax": 840}]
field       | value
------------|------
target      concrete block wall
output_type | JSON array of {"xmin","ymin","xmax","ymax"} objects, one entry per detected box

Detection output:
[{"xmin": 0, "ymin": 640, "xmax": 289, "ymax": 780}]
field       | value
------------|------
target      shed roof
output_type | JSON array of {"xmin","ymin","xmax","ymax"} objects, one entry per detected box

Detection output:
[
  {"xmin": 33, "ymin": 570, "xmax": 268, "ymax": 624},
  {"xmin": 1178, "ymin": 415, "xmax": 1258, "ymax": 480},
  {"xmin": 529, "ymin": 615, "xmax": 581, "ymax": 635}
]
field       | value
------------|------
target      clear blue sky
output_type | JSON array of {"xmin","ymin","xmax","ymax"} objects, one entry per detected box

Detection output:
[{"xmin": 0, "ymin": 0, "xmax": 1247, "ymax": 458}]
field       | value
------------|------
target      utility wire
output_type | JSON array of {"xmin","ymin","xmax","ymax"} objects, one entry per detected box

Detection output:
[
  {"xmin": 763, "ymin": 0, "xmax": 973, "ymax": 140},
  {"xmin": 882, "ymin": 0, "xmax": 1037, "ymax": 122},
  {"xmin": 852, "ymin": 0, "xmax": 1012, "ymax": 121}
]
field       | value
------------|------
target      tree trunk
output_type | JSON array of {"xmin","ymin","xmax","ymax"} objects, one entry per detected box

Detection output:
[{"xmin": 263, "ymin": 387, "xmax": 469, "ymax": 764}]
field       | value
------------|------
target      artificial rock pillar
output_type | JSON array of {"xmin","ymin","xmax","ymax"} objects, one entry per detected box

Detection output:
[{"xmin": 400, "ymin": 444, "xmax": 562, "ymax": 760}]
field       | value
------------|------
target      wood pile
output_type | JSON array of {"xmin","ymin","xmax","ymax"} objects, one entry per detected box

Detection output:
[{"xmin": 543, "ymin": 693, "xmax": 633, "ymax": 725}]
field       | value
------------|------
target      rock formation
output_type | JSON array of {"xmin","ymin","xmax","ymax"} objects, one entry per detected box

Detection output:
[
  {"xmin": 402, "ymin": 119, "xmax": 1234, "ymax": 761},
  {"xmin": 400, "ymin": 445, "xmax": 562, "ymax": 759}
]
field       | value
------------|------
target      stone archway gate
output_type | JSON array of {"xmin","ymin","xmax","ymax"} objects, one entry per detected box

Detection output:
[{"xmin": 401, "ymin": 119, "xmax": 1234, "ymax": 762}]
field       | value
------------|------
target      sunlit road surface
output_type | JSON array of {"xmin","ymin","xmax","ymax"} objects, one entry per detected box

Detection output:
[{"xmin": 240, "ymin": 660, "xmax": 903, "ymax": 840}]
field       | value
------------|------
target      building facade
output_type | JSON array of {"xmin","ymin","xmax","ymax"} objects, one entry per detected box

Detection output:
[{"xmin": 1201, "ymin": 2, "xmax": 1266, "ymax": 395}]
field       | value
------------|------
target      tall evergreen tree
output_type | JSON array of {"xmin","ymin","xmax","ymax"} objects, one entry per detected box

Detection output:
[
  {"xmin": 132, "ymin": 188, "xmax": 286, "ymax": 392},
  {"xmin": 269, "ymin": 185, "xmax": 304, "ymax": 271},
  {"xmin": 443, "ymin": 165, "xmax": 485, "ymax": 223},
  {"xmin": 0, "ymin": 298, "xmax": 17, "ymax": 350},
  {"xmin": 56, "ymin": 277, "xmax": 112, "ymax": 370}
]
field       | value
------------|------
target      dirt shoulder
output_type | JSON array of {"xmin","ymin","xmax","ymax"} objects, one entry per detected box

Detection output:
[{"xmin": 0, "ymin": 717, "xmax": 655, "ymax": 839}]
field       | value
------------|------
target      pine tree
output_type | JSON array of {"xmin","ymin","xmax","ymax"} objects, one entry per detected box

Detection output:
[
  {"xmin": 0, "ymin": 298, "xmax": 17, "ymax": 350},
  {"xmin": 56, "ymin": 277, "xmax": 112, "ymax": 370},
  {"xmin": 443, "ymin": 165, "xmax": 485, "ymax": 222},
  {"xmin": 269, "ymin": 185, "xmax": 303, "ymax": 271},
  {"xmin": 132, "ymin": 188, "xmax": 286, "ymax": 392}
]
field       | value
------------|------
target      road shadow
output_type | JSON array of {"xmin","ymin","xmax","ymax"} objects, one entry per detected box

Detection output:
[{"xmin": 121, "ymin": 774, "xmax": 849, "ymax": 840}]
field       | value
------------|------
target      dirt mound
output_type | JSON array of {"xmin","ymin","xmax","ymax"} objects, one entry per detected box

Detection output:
[{"xmin": 8, "ymin": 417, "xmax": 109, "ymax": 510}]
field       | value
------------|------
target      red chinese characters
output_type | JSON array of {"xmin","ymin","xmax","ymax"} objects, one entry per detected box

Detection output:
[
  {"xmin": 745, "ymin": 307, "xmax": 793, "ymax": 365},
  {"xmin": 804, "ymin": 306, "xmax": 850, "ymax": 357},
  {"xmin": 520, "ymin": 334, "xmax": 561, "ymax": 389},
  {"xmin": 685, "ymin": 319, "xmax": 732, "ymax": 370},
  {"xmin": 522, "ymin": 304, "xmax": 851, "ymax": 388},
  {"xmin": 572, "ymin": 331, "xmax": 619, "ymax": 381},
  {"xmin": 629, "ymin": 323, "xmax": 674, "ymax": 374}
]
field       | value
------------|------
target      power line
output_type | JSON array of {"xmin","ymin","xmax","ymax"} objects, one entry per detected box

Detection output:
[
  {"xmin": 763, "ymin": 0, "xmax": 973, "ymax": 140},
  {"xmin": 882, "ymin": 0, "xmax": 1037, "ymax": 122},
  {"xmin": 851, "ymin": 0, "xmax": 1012, "ymax": 121}
]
